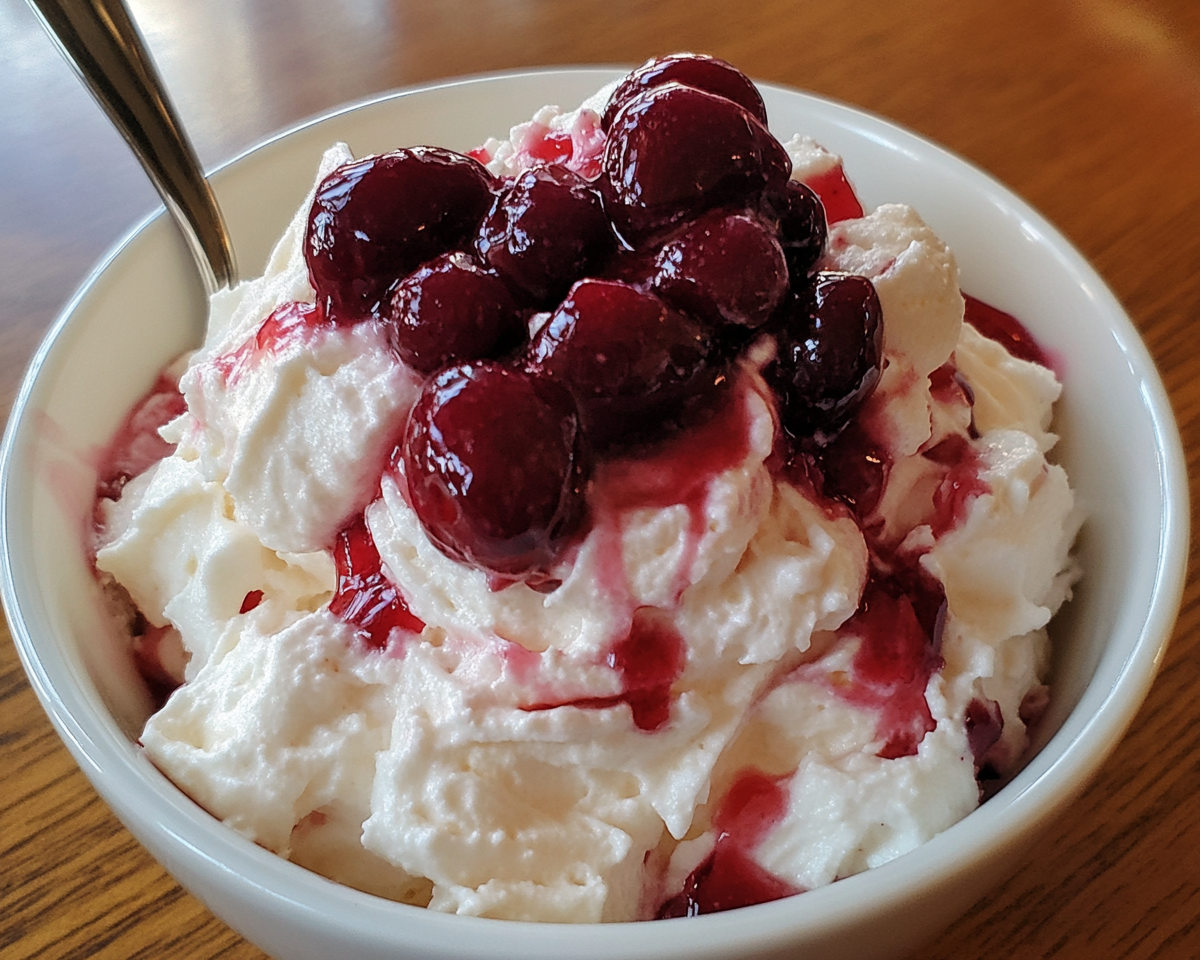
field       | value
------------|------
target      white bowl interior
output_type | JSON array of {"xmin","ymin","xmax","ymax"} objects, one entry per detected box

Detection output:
[{"xmin": 1, "ymin": 69, "xmax": 1188, "ymax": 960}]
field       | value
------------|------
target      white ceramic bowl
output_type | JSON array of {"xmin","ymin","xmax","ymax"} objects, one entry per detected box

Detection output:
[{"xmin": 1, "ymin": 68, "xmax": 1188, "ymax": 960}]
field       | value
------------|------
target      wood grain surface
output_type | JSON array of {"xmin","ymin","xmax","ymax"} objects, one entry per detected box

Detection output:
[{"xmin": 2, "ymin": 0, "xmax": 1198, "ymax": 957}]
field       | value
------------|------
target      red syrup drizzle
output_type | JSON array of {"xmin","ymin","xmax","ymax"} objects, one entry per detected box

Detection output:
[
  {"xmin": 809, "ymin": 419, "xmax": 888, "ymax": 518},
  {"xmin": 658, "ymin": 770, "xmax": 800, "ymax": 918},
  {"xmin": 794, "ymin": 366, "xmax": 993, "ymax": 757},
  {"xmin": 239, "ymin": 590, "xmax": 264, "ymax": 614},
  {"xmin": 801, "ymin": 421, "xmax": 968, "ymax": 758},
  {"xmin": 527, "ymin": 128, "xmax": 575, "ymax": 164},
  {"xmin": 803, "ymin": 163, "xmax": 865, "ymax": 224},
  {"xmin": 212, "ymin": 299, "xmax": 331, "ymax": 385},
  {"xmin": 591, "ymin": 381, "xmax": 753, "ymax": 603},
  {"xmin": 329, "ymin": 515, "xmax": 425, "ymax": 650},
  {"xmin": 928, "ymin": 361, "xmax": 979, "ymax": 439},
  {"xmin": 832, "ymin": 574, "xmax": 945, "ymax": 759},
  {"xmin": 94, "ymin": 373, "xmax": 187, "ymax": 503},
  {"xmin": 521, "ymin": 607, "xmax": 686, "ymax": 732},
  {"xmin": 923, "ymin": 433, "xmax": 988, "ymax": 537},
  {"xmin": 963, "ymin": 293, "xmax": 1055, "ymax": 371},
  {"xmin": 964, "ymin": 696, "xmax": 1004, "ymax": 775}
]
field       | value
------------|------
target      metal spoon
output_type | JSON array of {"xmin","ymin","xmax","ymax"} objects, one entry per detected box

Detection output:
[{"xmin": 28, "ymin": 0, "xmax": 238, "ymax": 294}]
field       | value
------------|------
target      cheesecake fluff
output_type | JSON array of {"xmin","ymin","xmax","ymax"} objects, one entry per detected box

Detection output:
[{"xmin": 94, "ymin": 81, "xmax": 1080, "ymax": 923}]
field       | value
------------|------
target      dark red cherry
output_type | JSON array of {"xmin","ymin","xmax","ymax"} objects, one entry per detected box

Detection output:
[
  {"xmin": 402, "ymin": 361, "xmax": 588, "ymax": 579},
  {"xmin": 387, "ymin": 252, "xmax": 523, "ymax": 373},
  {"xmin": 528, "ymin": 278, "xmax": 720, "ymax": 448},
  {"xmin": 601, "ymin": 53, "xmax": 768, "ymax": 132},
  {"xmin": 599, "ymin": 84, "xmax": 791, "ymax": 246},
  {"xmin": 306, "ymin": 147, "xmax": 495, "ymax": 324},
  {"xmin": 476, "ymin": 164, "xmax": 615, "ymax": 306},
  {"xmin": 765, "ymin": 180, "xmax": 827, "ymax": 281},
  {"xmin": 766, "ymin": 272, "xmax": 883, "ymax": 443},
  {"xmin": 651, "ymin": 209, "xmax": 787, "ymax": 330}
]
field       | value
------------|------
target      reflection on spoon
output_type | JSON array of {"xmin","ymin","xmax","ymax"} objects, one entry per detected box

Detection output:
[{"xmin": 28, "ymin": 0, "xmax": 237, "ymax": 295}]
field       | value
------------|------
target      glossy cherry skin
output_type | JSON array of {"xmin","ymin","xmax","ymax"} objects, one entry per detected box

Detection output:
[
  {"xmin": 598, "ymin": 83, "xmax": 791, "ymax": 247},
  {"xmin": 764, "ymin": 179, "xmax": 828, "ymax": 281},
  {"xmin": 766, "ymin": 272, "xmax": 884, "ymax": 444},
  {"xmin": 651, "ymin": 209, "xmax": 788, "ymax": 330},
  {"xmin": 401, "ymin": 361, "xmax": 589, "ymax": 579},
  {"xmin": 305, "ymin": 147, "xmax": 495, "ymax": 324},
  {"xmin": 476, "ymin": 163, "xmax": 615, "ymax": 306},
  {"xmin": 600, "ymin": 53, "xmax": 768, "ymax": 132},
  {"xmin": 528, "ymin": 278, "xmax": 720, "ymax": 448},
  {"xmin": 387, "ymin": 252, "xmax": 523, "ymax": 373}
]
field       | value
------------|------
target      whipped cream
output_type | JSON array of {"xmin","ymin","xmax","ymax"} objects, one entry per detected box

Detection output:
[{"xmin": 94, "ymin": 88, "xmax": 1080, "ymax": 924}]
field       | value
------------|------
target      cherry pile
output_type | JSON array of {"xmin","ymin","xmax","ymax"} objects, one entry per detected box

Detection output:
[{"xmin": 301, "ymin": 53, "xmax": 884, "ymax": 582}]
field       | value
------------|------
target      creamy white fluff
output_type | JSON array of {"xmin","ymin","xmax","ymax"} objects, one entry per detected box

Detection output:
[{"xmin": 95, "ymin": 107, "xmax": 1079, "ymax": 924}]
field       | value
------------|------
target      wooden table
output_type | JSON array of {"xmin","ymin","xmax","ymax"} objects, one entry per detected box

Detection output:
[{"xmin": 2, "ymin": 0, "xmax": 1198, "ymax": 956}]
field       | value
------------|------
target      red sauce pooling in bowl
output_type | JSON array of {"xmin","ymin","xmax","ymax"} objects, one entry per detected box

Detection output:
[{"xmin": 658, "ymin": 770, "xmax": 801, "ymax": 917}]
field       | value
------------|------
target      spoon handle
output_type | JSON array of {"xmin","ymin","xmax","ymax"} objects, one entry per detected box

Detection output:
[{"xmin": 28, "ymin": 0, "xmax": 237, "ymax": 293}]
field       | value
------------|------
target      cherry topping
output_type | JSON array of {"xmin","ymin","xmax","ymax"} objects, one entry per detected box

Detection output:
[
  {"xmin": 329, "ymin": 516, "xmax": 425, "ymax": 649},
  {"xmin": 528, "ymin": 278, "xmax": 721, "ymax": 448},
  {"xmin": 601, "ymin": 53, "xmax": 769, "ymax": 132},
  {"xmin": 599, "ymin": 83, "xmax": 791, "ymax": 246},
  {"xmin": 401, "ymin": 361, "xmax": 589, "ymax": 579},
  {"xmin": 652, "ymin": 209, "xmax": 787, "ymax": 330},
  {"xmin": 387, "ymin": 252, "xmax": 522, "ymax": 373},
  {"xmin": 766, "ymin": 272, "xmax": 884, "ymax": 444},
  {"xmin": 476, "ymin": 163, "xmax": 615, "ymax": 306},
  {"xmin": 305, "ymin": 147, "xmax": 495, "ymax": 324},
  {"xmin": 764, "ymin": 179, "xmax": 827, "ymax": 280},
  {"xmin": 812, "ymin": 420, "xmax": 888, "ymax": 516}
]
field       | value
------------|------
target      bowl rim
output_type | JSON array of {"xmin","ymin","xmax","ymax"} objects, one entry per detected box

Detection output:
[{"xmin": 0, "ymin": 65, "xmax": 1190, "ymax": 956}]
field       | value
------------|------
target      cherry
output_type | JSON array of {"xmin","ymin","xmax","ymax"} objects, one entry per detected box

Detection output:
[
  {"xmin": 600, "ymin": 53, "xmax": 768, "ymax": 132},
  {"xmin": 599, "ymin": 83, "xmax": 791, "ymax": 246},
  {"xmin": 651, "ymin": 209, "xmax": 787, "ymax": 330},
  {"xmin": 528, "ymin": 278, "xmax": 720, "ymax": 448},
  {"xmin": 387, "ymin": 252, "xmax": 523, "ymax": 373},
  {"xmin": 476, "ymin": 163, "xmax": 615, "ymax": 306},
  {"xmin": 764, "ymin": 179, "xmax": 827, "ymax": 281},
  {"xmin": 305, "ymin": 147, "xmax": 495, "ymax": 324},
  {"xmin": 401, "ymin": 361, "xmax": 589, "ymax": 579},
  {"xmin": 766, "ymin": 272, "xmax": 884, "ymax": 444}
]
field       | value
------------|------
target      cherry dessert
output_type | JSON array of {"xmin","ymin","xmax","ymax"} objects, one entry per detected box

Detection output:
[{"xmin": 298, "ymin": 53, "xmax": 865, "ymax": 583}]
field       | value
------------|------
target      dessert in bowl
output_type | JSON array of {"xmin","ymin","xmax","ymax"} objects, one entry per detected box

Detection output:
[{"xmin": 0, "ymin": 60, "xmax": 1187, "ymax": 960}]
